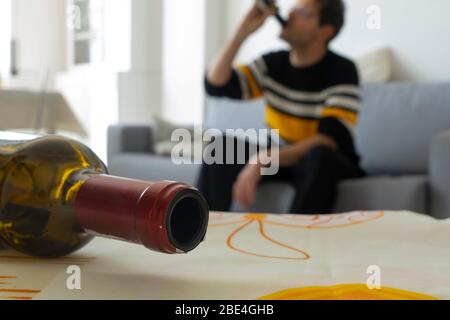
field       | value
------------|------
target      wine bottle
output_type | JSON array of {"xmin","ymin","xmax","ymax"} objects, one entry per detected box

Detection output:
[
  {"xmin": 258, "ymin": 0, "xmax": 287, "ymax": 27},
  {"xmin": 0, "ymin": 132, "xmax": 209, "ymax": 258}
]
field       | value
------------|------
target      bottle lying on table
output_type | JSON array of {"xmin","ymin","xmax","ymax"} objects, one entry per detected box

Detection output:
[{"xmin": 0, "ymin": 132, "xmax": 209, "ymax": 258}]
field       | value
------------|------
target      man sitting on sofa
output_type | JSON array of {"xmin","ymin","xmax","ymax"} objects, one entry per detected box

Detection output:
[{"xmin": 198, "ymin": 0, "xmax": 365, "ymax": 214}]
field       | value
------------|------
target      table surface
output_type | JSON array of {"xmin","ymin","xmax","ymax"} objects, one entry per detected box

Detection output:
[
  {"xmin": 0, "ymin": 89, "xmax": 86, "ymax": 135},
  {"xmin": 1, "ymin": 210, "xmax": 449, "ymax": 300}
]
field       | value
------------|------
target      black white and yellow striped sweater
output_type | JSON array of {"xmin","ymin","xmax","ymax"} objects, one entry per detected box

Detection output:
[{"xmin": 205, "ymin": 50, "xmax": 361, "ymax": 164}]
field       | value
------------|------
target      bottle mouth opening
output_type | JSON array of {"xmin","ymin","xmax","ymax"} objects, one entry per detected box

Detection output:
[{"xmin": 166, "ymin": 190, "xmax": 209, "ymax": 253}]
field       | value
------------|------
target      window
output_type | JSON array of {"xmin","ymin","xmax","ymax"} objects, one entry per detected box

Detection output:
[{"xmin": 69, "ymin": 0, "xmax": 106, "ymax": 65}]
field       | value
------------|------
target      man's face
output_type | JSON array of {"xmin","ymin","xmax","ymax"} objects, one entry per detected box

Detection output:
[{"xmin": 280, "ymin": 0, "xmax": 330, "ymax": 47}]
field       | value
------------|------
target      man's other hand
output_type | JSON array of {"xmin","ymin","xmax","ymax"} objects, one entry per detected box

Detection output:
[{"xmin": 232, "ymin": 162, "xmax": 263, "ymax": 209}]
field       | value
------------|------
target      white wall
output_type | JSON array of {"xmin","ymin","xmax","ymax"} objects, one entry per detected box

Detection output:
[
  {"xmin": 205, "ymin": 0, "xmax": 227, "ymax": 65},
  {"xmin": 0, "ymin": 0, "xmax": 11, "ymax": 81},
  {"xmin": 56, "ymin": 0, "xmax": 130, "ymax": 161},
  {"xmin": 121, "ymin": 0, "xmax": 225, "ymax": 126},
  {"xmin": 56, "ymin": 66, "xmax": 119, "ymax": 161},
  {"xmin": 12, "ymin": 0, "xmax": 67, "ymax": 84},
  {"xmin": 162, "ymin": 0, "xmax": 206, "ymax": 125},
  {"xmin": 118, "ymin": 0, "xmax": 163, "ymax": 123},
  {"xmin": 332, "ymin": 0, "xmax": 450, "ymax": 81},
  {"xmin": 101, "ymin": 0, "xmax": 132, "ymax": 72},
  {"xmin": 223, "ymin": 0, "xmax": 450, "ymax": 81}
]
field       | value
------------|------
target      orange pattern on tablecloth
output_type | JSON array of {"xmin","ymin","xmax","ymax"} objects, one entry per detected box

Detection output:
[
  {"xmin": 226, "ymin": 214, "xmax": 311, "ymax": 260},
  {"xmin": 0, "ymin": 275, "xmax": 41, "ymax": 300},
  {"xmin": 258, "ymin": 284, "xmax": 438, "ymax": 300},
  {"xmin": 209, "ymin": 211, "xmax": 384, "ymax": 260},
  {"xmin": 0, "ymin": 255, "xmax": 96, "ymax": 300}
]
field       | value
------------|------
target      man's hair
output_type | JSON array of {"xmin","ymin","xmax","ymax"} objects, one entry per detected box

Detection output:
[{"xmin": 316, "ymin": 0, "xmax": 345, "ymax": 42}]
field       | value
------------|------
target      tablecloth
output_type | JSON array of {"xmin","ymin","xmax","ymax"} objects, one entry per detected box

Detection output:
[{"xmin": 1, "ymin": 211, "xmax": 449, "ymax": 300}]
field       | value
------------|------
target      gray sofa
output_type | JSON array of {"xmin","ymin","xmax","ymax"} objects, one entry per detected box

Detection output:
[{"xmin": 108, "ymin": 82, "xmax": 450, "ymax": 219}]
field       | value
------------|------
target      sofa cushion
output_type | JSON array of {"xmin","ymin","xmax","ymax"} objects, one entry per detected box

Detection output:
[
  {"xmin": 206, "ymin": 82, "xmax": 450, "ymax": 176},
  {"xmin": 334, "ymin": 175, "xmax": 428, "ymax": 214},
  {"xmin": 204, "ymin": 97, "xmax": 266, "ymax": 132},
  {"xmin": 354, "ymin": 47, "xmax": 392, "ymax": 83},
  {"xmin": 232, "ymin": 175, "xmax": 428, "ymax": 215},
  {"xmin": 357, "ymin": 82, "xmax": 450, "ymax": 175},
  {"xmin": 232, "ymin": 182, "xmax": 296, "ymax": 214}
]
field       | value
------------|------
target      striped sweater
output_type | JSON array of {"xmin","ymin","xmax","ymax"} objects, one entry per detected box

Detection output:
[{"xmin": 205, "ymin": 50, "xmax": 362, "ymax": 163}]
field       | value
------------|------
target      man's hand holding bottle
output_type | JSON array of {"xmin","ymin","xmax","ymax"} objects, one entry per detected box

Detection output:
[{"xmin": 236, "ymin": 2, "xmax": 277, "ymax": 40}]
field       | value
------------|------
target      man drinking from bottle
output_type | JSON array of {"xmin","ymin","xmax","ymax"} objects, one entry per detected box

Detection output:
[{"xmin": 198, "ymin": 0, "xmax": 364, "ymax": 214}]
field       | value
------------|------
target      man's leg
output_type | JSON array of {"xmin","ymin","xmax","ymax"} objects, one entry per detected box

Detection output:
[
  {"xmin": 197, "ymin": 161, "xmax": 245, "ymax": 212},
  {"xmin": 289, "ymin": 145, "xmax": 365, "ymax": 214},
  {"xmin": 197, "ymin": 135, "xmax": 255, "ymax": 212}
]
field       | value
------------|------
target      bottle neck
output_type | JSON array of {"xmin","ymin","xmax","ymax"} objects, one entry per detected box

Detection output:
[{"xmin": 73, "ymin": 175, "xmax": 209, "ymax": 254}]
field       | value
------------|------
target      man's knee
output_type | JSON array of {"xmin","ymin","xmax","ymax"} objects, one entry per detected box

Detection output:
[
  {"xmin": 301, "ymin": 145, "xmax": 337, "ymax": 166},
  {"xmin": 290, "ymin": 145, "xmax": 337, "ymax": 179}
]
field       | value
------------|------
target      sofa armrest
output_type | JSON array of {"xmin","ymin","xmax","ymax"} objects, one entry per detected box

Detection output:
[
  {"xmin": 430, "ymin": 130, "xmax": 450, "ymax": 219},
  {"xmin": 107, "ymin": 124, "xmax": 156, "ymax": 165}
]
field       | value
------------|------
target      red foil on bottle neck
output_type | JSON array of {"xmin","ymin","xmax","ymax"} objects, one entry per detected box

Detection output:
[{"xmin": 74, "ymin": 175, "xmax": 208, "ymax": 254}]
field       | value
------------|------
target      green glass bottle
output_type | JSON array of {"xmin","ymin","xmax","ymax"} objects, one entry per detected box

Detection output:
[{"xmin": 0, "ymin": 132, "xmax": 209, "ymax": 258}]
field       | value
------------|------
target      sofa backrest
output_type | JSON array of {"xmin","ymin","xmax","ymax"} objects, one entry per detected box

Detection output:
[
  {"xmin": 357, "ymin": 82, "xmax": 450, "ymax": 175},
  {"xmin": 205, "ymin": 82, "xmax": 450, "ymax": 175},
  {"xmin": 205, "ymin": 97, "xmax": 266, "ymax": 131}
]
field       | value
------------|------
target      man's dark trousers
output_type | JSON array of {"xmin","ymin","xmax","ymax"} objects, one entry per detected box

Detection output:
[{"xmin": 197, "ymin": 135, "xmax": 365, "ymax": 214}]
